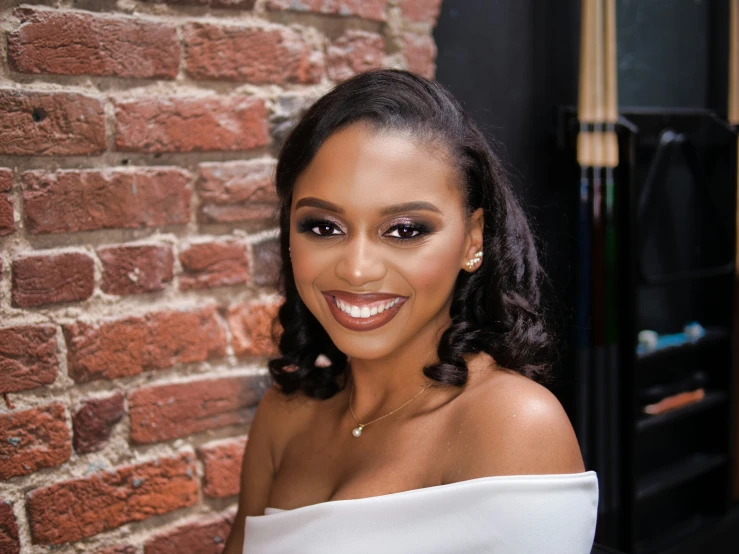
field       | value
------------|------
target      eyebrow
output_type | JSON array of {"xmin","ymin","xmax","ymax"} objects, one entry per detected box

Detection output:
[{"xmin": 294, "ymin": 197, "xmax": 443, "ymax": 216}]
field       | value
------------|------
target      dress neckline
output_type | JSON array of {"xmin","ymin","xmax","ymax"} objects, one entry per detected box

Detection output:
[{"xmin": 258, "ymin": 470, "xmax": 597, "ymax": 516}]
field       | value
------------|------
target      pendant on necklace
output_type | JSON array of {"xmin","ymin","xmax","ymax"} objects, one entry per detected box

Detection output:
[{"xmin": 352, "ymin": 424, "xmax": 364, "ymax": 437}]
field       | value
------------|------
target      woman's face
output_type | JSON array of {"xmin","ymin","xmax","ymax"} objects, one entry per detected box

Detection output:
[{"xmin": 289, "ymin": 123, "xmax": 483, "ymax": 362}]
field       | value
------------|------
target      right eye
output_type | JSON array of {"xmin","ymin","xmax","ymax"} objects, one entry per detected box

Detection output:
[
  {"xmin": 311, "ymin": 222, "xmax": 342, "ymax": 236},
  {"xmin": 297, "ymin": 218, "xmax": 344, "ymax": 237}
]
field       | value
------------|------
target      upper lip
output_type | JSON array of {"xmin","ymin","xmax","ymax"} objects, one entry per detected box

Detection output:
[{"xmin": 323, "ymin": 290, "xmax": 406, "ymax": 305}]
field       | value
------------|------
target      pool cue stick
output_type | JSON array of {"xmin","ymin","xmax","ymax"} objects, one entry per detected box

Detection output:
[
  {"xmin": 590, "ymin": 0, "xmax": 611, "ymax": 518},
  {"xmin": 727, "ymin": 0, "xmax": 738, "ymax": 501},
  {"xmin": 603, "ymin": 0, "xmax": 620, "ymax": 518},
  {"xmin": 576, "ymin": 0, "xmax": 597, "ymax": 470}
]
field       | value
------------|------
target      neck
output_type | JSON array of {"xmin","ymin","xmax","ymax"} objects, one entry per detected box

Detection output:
[{"xmin": 346, "ymin": 308, "xmax": 451, "ymax": 421}]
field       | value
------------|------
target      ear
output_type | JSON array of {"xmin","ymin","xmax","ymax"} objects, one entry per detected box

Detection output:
[{"xmin": 461, "ymin": 207, "xmax": 484, "ymax": 272}]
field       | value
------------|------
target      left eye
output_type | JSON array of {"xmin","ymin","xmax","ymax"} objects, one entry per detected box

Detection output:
[{"xmin": 386, "ymin": 225, "xmax": 422, "ymax": 239}]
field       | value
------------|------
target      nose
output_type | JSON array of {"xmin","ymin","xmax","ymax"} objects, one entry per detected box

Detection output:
[{"xmin": 335, "ymin": 236, "xmax": 387, "ymax": 286}]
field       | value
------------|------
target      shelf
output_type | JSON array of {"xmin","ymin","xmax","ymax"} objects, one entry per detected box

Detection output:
[
  {"xmin": 636, "ymin": 453, "xmax": 726, "ymax": 502},
  {"xmin": 636, "ymin": 326, "xmax": 730, "ymax": 364},
  {"xmin": 636, "ymin": 390, "xmax": 727, "ymax": 433}
]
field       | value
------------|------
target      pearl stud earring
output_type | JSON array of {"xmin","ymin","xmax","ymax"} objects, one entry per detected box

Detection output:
[{"xmin": 465, "ymin": 250, "xmax": 483, "ymax": 269}]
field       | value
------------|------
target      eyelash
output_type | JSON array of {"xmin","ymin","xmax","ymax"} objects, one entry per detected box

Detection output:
[{"xmin": 296, "ymin": 217, "xmax": 432, "ymax": 242}]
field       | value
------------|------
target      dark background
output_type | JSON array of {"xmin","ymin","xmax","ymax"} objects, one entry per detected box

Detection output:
[{"xmin": 433, "ymin": 0, "xmax": 731, "ymax": 374}]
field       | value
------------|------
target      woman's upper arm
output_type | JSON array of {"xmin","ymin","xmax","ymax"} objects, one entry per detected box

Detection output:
[{"xmin": 223, "ymin": 385, "xmax": 283, "ymax": 553}]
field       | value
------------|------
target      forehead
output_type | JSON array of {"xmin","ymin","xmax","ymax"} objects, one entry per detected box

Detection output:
[{"xmin": 292, "ymin": 123, "xmax": 463, "ymax": 212}]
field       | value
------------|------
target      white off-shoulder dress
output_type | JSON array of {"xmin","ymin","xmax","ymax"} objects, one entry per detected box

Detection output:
[{"xmin": 243, "ymin": 471, "xmax": 598, "ymax": 553}]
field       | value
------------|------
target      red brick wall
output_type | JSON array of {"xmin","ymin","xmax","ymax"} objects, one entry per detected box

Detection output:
[{"xmin": 0, "ymin": 1, "xmax": 442, "ymax": 552}]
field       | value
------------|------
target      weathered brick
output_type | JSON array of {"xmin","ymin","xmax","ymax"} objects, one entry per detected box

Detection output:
[
  {"xmin": 266, "ymin": 0, "xmax": 388, "ymax": 21},
  {"xmin": 0, "ymin": 501, "xmax": 20, "ymax": 554},
  {"xmin": 226, "ymin": 300, "xmax": 281, "ymax": 357},
  {"xmin": 399, "ymin": 0, "xmax": 442, "ymax": 24},
  {"xmin": 64, "ymin": 306, "xmax": 227, "ymax": 383},
  {"xmin": 0, "ymin": 194, "xmax": 13, "ymax": 236},
  {"xmin": 144, "ymin": 512, "xmax": 235, "ymax": 554},
  {"xmin": 197, "ymin": 437, "xmax": 247, "ymax": 498},
  {"xmin": 114, "ymin": 96, "xmax": 268, "ymax": 153},
  {"xmin": 0, "ymin": 169, "xmax": 13, "ymax": 235},
  {"xmin": 142, "ymin": 0, "xmax": 255, "ymax": 7},
  {"xmin": 401, "ymin": 33, "xmax": 437, "ymax": 78},
  {"xmin": 184, "ymin": 23, "xmax": 323, "ymax": 84},
  {"xmin": 72, "ymin": 393, "xmax": 125, "ymax": 454},
  {"xmin": 270, "ymin": 93, "xmax": 313, "ymax": 148},
  {"xmin": 252, "ymin": 236, "xmax": 281, "ymax": 287},
  {"xmin": 0, "ymin": 325, "xmax": 58, "ymax": 394},
  {"xmin": 129, "ymin": 374, "xmax": 269, "ymax": 443},
  {"xmin": 98, "ymin": 244, "xmax": 174, "ymax": 296},
  {"xmin": 327, "ymin": 30, "xmax": 385, "ymax": 81},
  {"xmin": 26, "ymin": 453, "xmax": 199, "ymax": 545},
  {"xmin": 8, "ymin": 8, "xmax": 179, "ymax": 79},
  {"xmin": 11, "ymin": 252, "xmax": 94, "ymax": 308},
  {"xmin": 179, "ymin": 240, "xmax": 249, "ymax": 290},
  {"xmin": 23, "ymin": 168, "xmax": 191, "ymax": 235},
  {"xmin": 0, "ymin": 404, "xmax": 71, "ymax": 480},
  {"xmin": 0, "ymin": 89, "xmax": 105, "ymax": 156},
  {"xmin": 197, "ymin": 159, "xmax": 278, "ymax": 224},
  {"xmin": 0, "ymin": 169, "xmax": 11, "ymax": 192}
]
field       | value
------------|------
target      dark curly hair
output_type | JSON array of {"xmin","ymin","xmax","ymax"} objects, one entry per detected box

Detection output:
[{"xmin": 268, "ymin": 69, "xmax": 553, "ymax": 399}]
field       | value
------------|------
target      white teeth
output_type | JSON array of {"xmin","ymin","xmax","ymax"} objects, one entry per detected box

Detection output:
[{"xmin": 333, "ymin": 296, "xmax": 402, "ymax": 319}]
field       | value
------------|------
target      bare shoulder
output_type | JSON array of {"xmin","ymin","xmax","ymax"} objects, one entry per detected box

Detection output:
[
  {"xmin": 443, "ymin": 361, "xmax": 585, "ymax": 482},
  {"xmin": 223, "ymin": 383, "xmax": 315, "ymax": 553}
]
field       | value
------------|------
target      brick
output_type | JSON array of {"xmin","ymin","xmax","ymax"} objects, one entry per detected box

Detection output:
[
  {"xmin": 401, "ymin": 33, "xmax": 437, "ymax": 78},
  {"xmin": 327, "ymin": 30, "xmax": 385, "ymax": 81},
  {"xmin": 179, "ymin": 240, "xmax": 249, "ymax": 290},
  {"xmin": 8, "ymin": 8, "xmax": 179, "ymax": 79},
  {"xmin": 0, "ymin": 501, "xmax": 20, "ymax": 554},
  {"xmin": 226, "ymin": 300, "xmax": 281, "ymax": 357},
  {"xmin": 72, "ymin": 393, "xmax": 125, "ymax": 454},
  {"xmin": 142, "ymin": 0, "xmax": 255, "ymax": 7},
  {"xmin": 0, "ymin": 404, "xmax": 71, "ymax": 480},
  {"xmin": 0, "ymin": 325, "xmax": 58, "ymax": 394},
  {"xmin": 26, "ymin": 453, "xmax": 198, "ymax": 545},
  {"xmin": 270, "ymin": 93, "xmax": 313, "ymax": 148},
  {"xmin": 252, "ymin": 236, "xmax": 281, "ymax": 286},
  {"xmin": 197, "ymin": 159, "xmax": 278, "ymax": 224},
  {"xmin": 0, "ymin": 169, "xmax": 11, "ymax": 192},
  {"xmin": 64, "ymin": 306, "xmax": 227, "ymax": 383},
  {"xmin": 129, "ymin": 374, "xmax": 269, "ymax": 443},
  {"xmin": 399, "ymin": 0, "xmax": 442, "ymax": 24},
  {"xmin": 0, "ymin": 89, "xmax": 105, "ymax": 156},
  {"xmin": 144, "ymin": 512, "xmax": 235, "ymax": 554},
  {"xmin": 11, "ymin": 252, "xmax": 94, "ymax": 308},
  {"xmin": 197, "ymin": 437, "xmax": 247, "ymax": 498},
  {"xmin": 266, "ymin": 0, "xmax": 388, "ymax": 21},
  {"xmin": 114, "ymin": 96, "xmax": 268, "ymax": 153},
  {"xmin": 184, "ymin": 23, "xmax": 323, "ymax": 84},
  {"xmin": 98, "ymin": 244, "xmax": 174, "ymax": 296},
  {"xmin": 0, "ymin": 194, "xmax": 13, "ymax": 236},
  {"xmin": 23, "ymin": 168, "xmax": 191, "ymax": 235}
]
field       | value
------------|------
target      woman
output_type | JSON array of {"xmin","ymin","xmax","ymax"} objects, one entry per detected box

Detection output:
[{"xmin": 224, "ymin": 69, "xmax": 598, "ymax": 554}]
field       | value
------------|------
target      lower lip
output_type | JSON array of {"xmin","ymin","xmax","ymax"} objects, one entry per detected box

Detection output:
[{"xmin": 322, "ymin": 293, "xmax": 407, "ymax": 332}]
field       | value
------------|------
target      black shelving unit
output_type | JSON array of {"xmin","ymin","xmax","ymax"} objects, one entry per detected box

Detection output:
[{"xmin": 558, "ymin": 108, "xmax": 737, "ymax": 553}]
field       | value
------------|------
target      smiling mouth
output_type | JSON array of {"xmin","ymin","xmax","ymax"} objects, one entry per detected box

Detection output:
[{"xmin": 321, "ymin": 292, "xmax": 407, "ymax": 331}]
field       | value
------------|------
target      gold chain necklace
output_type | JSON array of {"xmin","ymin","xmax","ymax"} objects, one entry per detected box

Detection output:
[{"xmin": 348, "ymin": 382, "xmax": 431, "ymax": 437}]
